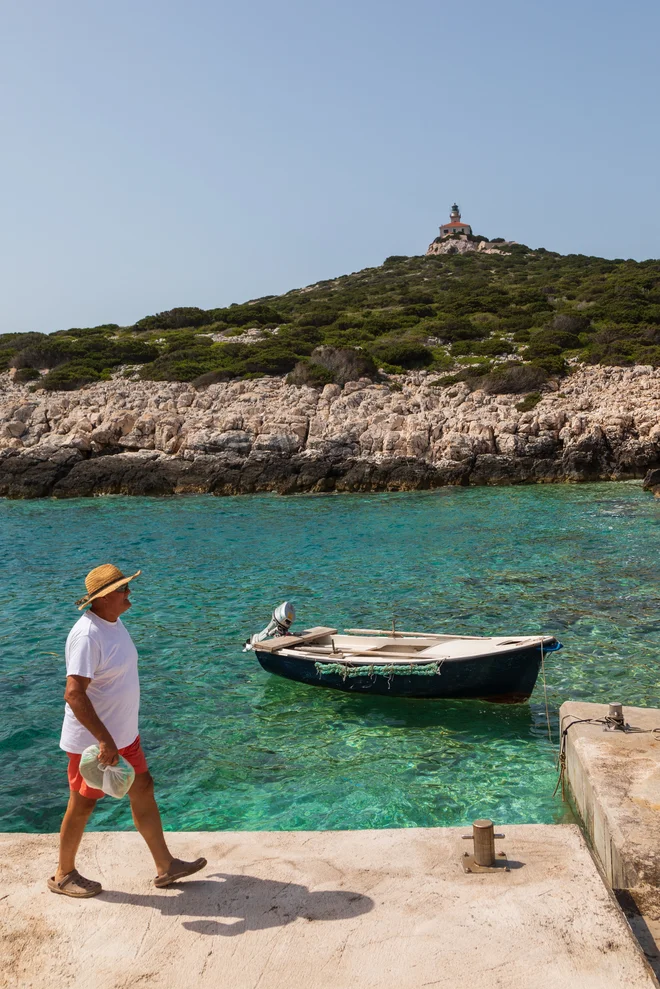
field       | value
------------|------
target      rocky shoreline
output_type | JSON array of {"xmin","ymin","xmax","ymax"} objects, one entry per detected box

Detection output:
[{"xmin": 1, "ymin": 365, "xmax": 659, "ymax": 498}]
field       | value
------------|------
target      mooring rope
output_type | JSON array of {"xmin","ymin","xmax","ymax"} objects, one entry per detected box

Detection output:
[
  {"xmin": 553, "ymin": 713, "xmax": 660, "ymax": 797},
  {"xmin": 539, "ymin": 637, "xmax": 553, "ymax": 745}
]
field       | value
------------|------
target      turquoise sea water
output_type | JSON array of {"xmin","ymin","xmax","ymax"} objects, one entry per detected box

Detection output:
[{"xmin": 0, "ymin": 483, "xmax": 658, "ymax": 833}]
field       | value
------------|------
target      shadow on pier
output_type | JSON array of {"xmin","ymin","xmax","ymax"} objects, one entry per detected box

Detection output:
[{"xmin": 100, "ymin": 872, "xmax": 374, "ymax": 936}]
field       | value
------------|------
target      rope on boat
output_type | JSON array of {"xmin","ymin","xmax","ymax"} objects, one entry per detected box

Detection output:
[{"xmin": 314, "ymin": 661, "xmax": 442, "ymax": 682}]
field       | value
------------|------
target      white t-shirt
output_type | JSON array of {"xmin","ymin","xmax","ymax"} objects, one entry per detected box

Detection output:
[{"xmin": 59, "ymin": 611, "xmax": 140, "ymax": 754}]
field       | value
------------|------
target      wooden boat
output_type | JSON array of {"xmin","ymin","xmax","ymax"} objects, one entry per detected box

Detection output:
[{"xmin": 249, "ymin": 624, "xmax": 562, "ymax": 702}]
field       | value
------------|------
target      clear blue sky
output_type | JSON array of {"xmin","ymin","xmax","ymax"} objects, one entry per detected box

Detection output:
[{"xmin": 2, "ymin": 0, "xmax": 659, "ymax": 334}]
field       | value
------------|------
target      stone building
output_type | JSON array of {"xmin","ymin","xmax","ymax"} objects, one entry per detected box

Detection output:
[
  {"xmin": 438, "ymin": 203, "xmax": 472, "ymax": 238},
  {"xmin": 426, "ymin": 204, "xmax": 514, "ymax": 256}
]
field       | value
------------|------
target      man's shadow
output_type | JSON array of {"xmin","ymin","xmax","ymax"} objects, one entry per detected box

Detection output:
[{"xmin": 101, "ymin": 872, "xmax": 374, "ymax": 936}]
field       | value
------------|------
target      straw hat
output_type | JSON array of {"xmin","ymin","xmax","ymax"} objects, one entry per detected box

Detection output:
[{"xmin": 75, "ymin": 564, "xmax": 141, "ymax": 610}]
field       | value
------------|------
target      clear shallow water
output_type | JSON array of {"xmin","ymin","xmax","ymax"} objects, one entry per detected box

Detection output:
[{"xmin": 0, "ymin": 483, "xmax": 658, "ymax": 833}]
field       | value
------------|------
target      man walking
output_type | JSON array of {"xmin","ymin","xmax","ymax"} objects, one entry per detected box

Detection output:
[{"xmin": 48, "ymin": 564, "xmax": 206, "ymax": 898}]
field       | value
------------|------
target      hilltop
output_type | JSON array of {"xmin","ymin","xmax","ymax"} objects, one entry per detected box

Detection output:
[{"xmin": 1, "ymin": 248, "xmax": 659, "ymax": 395}]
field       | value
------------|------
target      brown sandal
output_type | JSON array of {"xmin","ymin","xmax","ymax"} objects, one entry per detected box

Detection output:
[
  {"xmin": 47, "ymin": 869, "xmax": 102, "ymax": 898},
  {"xmin": 154, "ymin": 857, "xmax": 207, "ymax": 888}
]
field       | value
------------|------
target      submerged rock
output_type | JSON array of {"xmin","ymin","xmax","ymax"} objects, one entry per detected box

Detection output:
[{"xmin": 642, "ymin": 468, "xmax": 660, "ymax": 496}]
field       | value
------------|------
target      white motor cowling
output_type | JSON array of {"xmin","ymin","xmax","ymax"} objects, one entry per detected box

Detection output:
[{"xmin": 244, "ymin": 602, "xmax": 296, "ymax": 650}]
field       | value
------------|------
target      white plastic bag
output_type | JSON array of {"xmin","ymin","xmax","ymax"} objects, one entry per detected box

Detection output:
[{"xmin": 79, "ymin": 744, "xmax": 135, "ymax": 798}]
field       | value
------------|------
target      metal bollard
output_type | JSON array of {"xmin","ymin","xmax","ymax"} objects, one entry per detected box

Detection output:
[
  {"xmin": 603, "ymin": 702, "xmax": 627, "ymax": 731},
  {"xmin": 461, "ymin": 819, "xmax": 507, "ymax": 873},
  {"xmin": 472, "ymin": 819, "xmax": 496, "ymax": 866}
]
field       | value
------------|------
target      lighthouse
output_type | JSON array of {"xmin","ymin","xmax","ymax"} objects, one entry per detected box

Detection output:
[{"xmin": 438, "ymin": 203, "xmax": 472, "ymax": 238}]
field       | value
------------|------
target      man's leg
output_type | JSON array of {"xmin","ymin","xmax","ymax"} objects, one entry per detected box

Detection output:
[
  {"xmin": 128, "ymin": 772, "xmax": 174, "ymax": 876},
  {"xmin": 56, "ymin": 789, "xmax": 98, "ymax": 881},
  {"xmin": 128, "ymin": 772, "xmax": 206, "ymax": 884}
]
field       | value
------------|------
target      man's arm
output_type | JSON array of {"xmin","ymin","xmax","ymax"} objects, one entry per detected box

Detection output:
[{"xmin": 64, "ymin": 675, "xmax": 119, "ymax": 765}]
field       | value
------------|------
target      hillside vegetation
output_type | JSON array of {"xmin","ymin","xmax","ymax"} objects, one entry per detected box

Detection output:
[{"xmin": 2, "ymin": 246, "xmax": 660, "ymax": 392}]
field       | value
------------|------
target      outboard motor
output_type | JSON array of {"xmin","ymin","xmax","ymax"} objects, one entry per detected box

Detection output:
[{"xmin": 244, "ymin": 602, "xmax": 295, "ymax": 650}]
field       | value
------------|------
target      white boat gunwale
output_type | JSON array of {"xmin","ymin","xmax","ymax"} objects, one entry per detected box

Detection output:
[{"xmin": 265, "ymin": 632, "xmax": 559, "ymax": 666}]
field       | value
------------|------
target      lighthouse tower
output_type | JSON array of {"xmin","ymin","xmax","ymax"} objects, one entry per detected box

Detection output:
[{"xmin": 439, "ymin": 203, "xmax": 472, "ymax": 238}]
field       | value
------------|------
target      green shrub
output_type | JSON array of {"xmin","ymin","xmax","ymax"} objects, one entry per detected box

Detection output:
[
  {"xmin": 309, "ymin": 346, "xmax": 377, "ymax": 385},
  {"xmin": 11, "ymin": 334, "xmax": 158, "ymax": 373},
  {"xmin": 525, "ymin": 339, "xmax": 563, "ymax": 360},
  {"xmin": 515, "ymin": 392, "xmax": 542, "ymax": 412},
  {"xmin": 361, "ymin": 312, "xmax": 421, "ymax": 337},
  {"xmin": 210, "ymin": 341, "xmax": 251, "ymax": 363},
  {"xmin": 162, "ymin": 333, "xmax": 213, "ymax": 354},
  {"xmin": 134, "ymin": 307, "xmax": 211, "ymax": 331},
  {"xmin": 287, "ymin": 360, "xmax": 335, "ymax": 387},
  {"xmin": 13, "ymin": 367, "xmax": 41, "ymax": 383},
  {"xmin": 109, "ymin": 339, "xmax": 159, "ymax": 364},
  {"xmin": 436, "ymin": 318, "xmax": 488, "ymax": 342},
  {"xmin": 322, "ymin": 326, "xmax": 376, "ymax": 347},
  {"xmin": 149, "ymin": 358, "xmax": 216, "ymax": 382},
  {"xmin": 277, "ymin": 325, "xmax": 322, "ymax": 352},
  {"xmin": 402, "ymin": 304, "xmax": 435, "ymax": 318},
  {"xmin": 11, "ymin": 337, "xmax": 79, "ymax": 369},
  {"xmin": 531, "ymin": 355, "xmax": 566, "ymax": 375},
  {"xmin": 331, "ymin": 314, "xmax": 367, "ymax": 332},
  {"xmin": 548, "ymin": 313, "xmax": 592, "ymax": 335},
  {"xmin": 192, "ymin": 370, "xmax": 235, "ymax": 389},
  {"xmin": 369, "ymin": 341, "xmax": 433, "ymax": 369},
  {"xmin": 295, "ymin": 309, "xmax": 340, "ymax": 328},
  {"xmin": 429, "ymin": 348, "xmax": 454, "ymax": 371},
  {"xmin": 52, "ymin": 323, "xmax": 119, "ymax": 338},
  {"xmin": 40, "ymin": 362, "xmax": 103, "ymax": 390},
  {"xmin": 497, "ymin": 313, "xmax": 537, "ymax": 333},
  {"xmin": 450, "ymin": 340, "xmax": 475, "ymax": 357},
  {"xmin": 432, "ymin": 362, "xmax": 494, "ymax": 387},
  {"xmin": 431, "ymin": 373, "xmax": 463, "ymax": 386},
  {"xmin": 210, "ymin": 303, "xmax": 286, "ymax": 327},
  {"xmin": 530, "ymin": 329, "xmax": 580, "ymax": 350},
  {"xmin": 0, "ymin": 331, "xmax": 48, "ymax": 345},
  {"xmin": 583, "ymin": 325, "xmax": 660, "ymax": 367},
  {"xmin": 239, "ymin": 342, "xmax": 299, "ymax": 376},
  {"xmin": 479, "ymin": 363, "xmax": 548, "ymax": 395},
  {"xmin": 472, "ymin": 337, "xmax": 515, "ymax": 357}
]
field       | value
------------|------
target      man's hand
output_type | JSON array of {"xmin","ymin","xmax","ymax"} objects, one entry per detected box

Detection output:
[{"xmin": 98, "ymin": 739, "xmax": 120, "ymax": 766}]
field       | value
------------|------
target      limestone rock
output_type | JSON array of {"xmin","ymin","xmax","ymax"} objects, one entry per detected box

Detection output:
[
  {"xmin": 426, "ymin": 234, "xmax": 516, "ymax": 257},
  {"xmin": 643, "ymin": 468, "xmax": 660, "ymax": 496},
  {"xmin": 0, "ymin": 363, "xmax": 658, "ymax": 496}
]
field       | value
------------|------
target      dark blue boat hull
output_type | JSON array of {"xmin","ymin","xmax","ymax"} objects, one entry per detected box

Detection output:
[{"xmin": 255, "ymin": 640, "xmax": 560, "ymax": 702}]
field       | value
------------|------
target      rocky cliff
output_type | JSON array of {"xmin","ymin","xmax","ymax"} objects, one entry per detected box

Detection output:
[
  {"xmin": 0, "ymin": 365, "xmax": 659, "ymax": 497},
  {"xmin": 425, "ymin": 235, "xmax": 516, "ymax": 256}
]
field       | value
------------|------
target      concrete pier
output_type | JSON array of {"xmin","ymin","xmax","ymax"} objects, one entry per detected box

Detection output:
[
  {"xmin": 2, "ymin": 825, "xmax": 657, "ymax": 989},
  {"xmin": 560, "ymin": 700, "xmax": 660, "ymax": 976},
  {"xmin": 560, "ymin": 701, "xmax": 660, "ymax": 889}
]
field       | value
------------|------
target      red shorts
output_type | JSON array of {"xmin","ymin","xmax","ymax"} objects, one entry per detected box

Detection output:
[{"xmin": 66, "ymin": 735, "xmax": 149, "ymax": 800}]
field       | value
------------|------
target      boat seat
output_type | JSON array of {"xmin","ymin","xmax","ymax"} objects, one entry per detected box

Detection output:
[
  {"xmin": 256, "ymin": 627, "xmax": 337, "ymax": 653},
  {"xmin": 417, "ymin": 637, "xmax": 537, "ymax": 658}
]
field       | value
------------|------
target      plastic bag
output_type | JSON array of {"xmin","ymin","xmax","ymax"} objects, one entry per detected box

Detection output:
[{"xmin": 79, "ymin": 744, "xmax": 135, "ymax": 798}]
